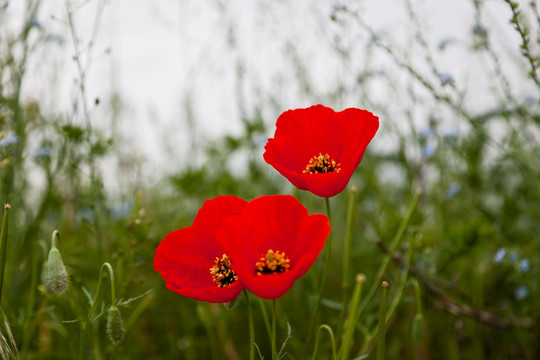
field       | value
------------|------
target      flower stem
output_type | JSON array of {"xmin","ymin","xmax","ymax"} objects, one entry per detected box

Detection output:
[
  {"xmin": 376, "ymin": 282, "xmax": 389, "ymax": 360},
  {"xmin": 271, "ymin": 299, "xmax": 277, "ymax": 360},
  {"xmin": 306, "ymin": 197, "xmax": 333, "ymax": 354},
  {"xmin": 88, "ymin": 262, "xmax": 116, "ymax": 322},
  {"xmin": 339, "ymin": 274, "xmax": 365, "ymax": 360},
  {"xmin": 21, "ymin": 242, "xmax": 40, "ymax": 359},
  {"xmin": 257, "ymin": 296, "xmax": 272, "ymax": 340},
  {"xmin": 311, "ymin": 324, "xmax": 337, "ymax": 360},
  {"xmin": 244, "ymin": 290, "xmax": 255, "ymax": 360},
  {"xmin": 338, "ymin": 187, "xmax": 357, "ymax": 335},
  {"xmin": 0, "ymin": 204, "xmax": 11, "ymax": 304}
]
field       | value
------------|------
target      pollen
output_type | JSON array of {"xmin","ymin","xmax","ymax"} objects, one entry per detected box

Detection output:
[
  {"xmin": 210, "ymin": 254, "xmax": 238, "ymax": 288},
  {"xmin": 256, "ymin": 249, "xmax": 291, "ymax": 275},
  {"xmin": 303, "ymin": 153, "xmax": 341, "ymax": 174}
]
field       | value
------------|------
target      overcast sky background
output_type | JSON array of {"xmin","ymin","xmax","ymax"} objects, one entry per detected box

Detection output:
[{"xmin": 3, "ymin": 0, "xmax": 536, "ymax": 191}]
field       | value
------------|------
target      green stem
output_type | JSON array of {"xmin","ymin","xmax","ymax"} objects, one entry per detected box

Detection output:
[
  {"xmin": 257, "ymin": 296, "xmax": 272, "ymax": 340},
  {"xmin": 87, "ymin": 262, "xmax": 116, "ymax": 322},
  {"xmin": 306, "ymin": 197, "xmax": 333, "ymax": 349},
  {"xmin": 311, "ymin": 324, "xmax": 337, "ymax": 360},
  {"xmin": 271, "ymin": 300, "xmax": 277, "ymax": 360},
  {"xmin": 338, "ymin": 187, "xmax": 357, "ymax": 336},
  {"xmin": 359, "ymin": 241, "xmax": 412, "ymax": 356},
  {"xmin": 0, "ymin": 204, "xmax": 11, "ymax": 304},
  {"xmin": 21, "ymin": 242, "xmax": 40, "ymax": 358},
  {"xmin": 357, "ymin": 189, "xmax": 421, "ymax": 319},
  {"xmin": 342, "ymin": 187, "xmax": 357, "ymax": 292},
  {"xmin": 339, "ymin": 274, "xmax": 365, "ymax": 360},
  {"xmin": 52, "ymin": 229, "xmax": 60, "ymax": 248},
  {"xmin": 376, "ymin": 282, "xmax": 388, "ymax": 360},
  {"xmin": 244, "ymin": 291, "xmax": 255, "ymax": 360}
]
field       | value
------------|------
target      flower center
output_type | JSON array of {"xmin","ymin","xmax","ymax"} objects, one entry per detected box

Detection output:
[
  {"xmin": 256, "ymin": 249, "xmax": 291, "ymax": 275},
  {"xmin": 210, "ymin": 254, "xmax": 238, "ymax": 288},
  {"xmin": 303, "ymin": 153, "xmax": 341, "ymax": 174}
]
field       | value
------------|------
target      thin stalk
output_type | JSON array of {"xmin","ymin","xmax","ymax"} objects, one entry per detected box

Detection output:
[
  {"xmin": 0, "ymin": 204, "xmax": 11, "ymax": 304},
  {"xmin": 339, "ymin": 274, "xmax": 365, "ymax": 360},
  {"xmin": 306, "ymin": 197, "xmax": 333, "ymax": 349},
  {"xmin": 339, "ymin": 187, "xmax": 357, "ymax": 335},
  {"xmin": 271, "ymin": 300, "xmax": 277, "ymax": 360},
  {"xmin": 357, "ymin": 189, "xmax": 421, "ymax": 319},
  {"xmin": 20, "ymin": 242, "xmax": 40, "ymax": 358},
  {"xmin": 87, "ymin": 262, "xmax": 116, "ymax": 321},
  {"xmin": 257, "ymin": 296, "xmax": 272, "ymax": 340},
  {"xmin": 244, "ymin": 291, "xmax": 255, "ymax": 360},
  {"xmin": 359, "ymin": 243, "xmax": 412, "ymax": 356},
  {"xmin": 376, "ymin": 282, "xmax": 389, "ymax": 360},
  {"xmin": 311, "ymin": 324, "xmax": 337, "ymax": 360}
]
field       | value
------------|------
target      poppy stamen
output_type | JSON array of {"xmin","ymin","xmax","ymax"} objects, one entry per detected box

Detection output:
[
  {"xmin": 303, "ymin": 153, "xmax": 341, "ymax": 174},
  {"xmin": 210, "ymin": 254, "xmax": 238, "ymax": 288},
  {"xmin": 256, "ymin": 249, "xmax": 291, "ymax": 275}
]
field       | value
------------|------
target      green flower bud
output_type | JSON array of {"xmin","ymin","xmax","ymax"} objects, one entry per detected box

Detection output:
[
  {"xmin": 45, "ymin": 247, "xmax": 68, "ymax": 294},
  {"xmin": 106, "ymin": 306, "xmax": 125, "ymax": 346}
]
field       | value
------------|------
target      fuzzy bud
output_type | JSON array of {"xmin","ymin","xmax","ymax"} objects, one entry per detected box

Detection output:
[
  {"xmin": 106, "ymin": 306, "xmax": 125, "ymax": 345},
  {"xmin": 45, "ymin": 247, "xmax": 69, "ymax": 294}
]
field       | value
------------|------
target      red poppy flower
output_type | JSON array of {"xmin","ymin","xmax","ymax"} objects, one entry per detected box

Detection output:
[
  {"xmin": 263, "ymin": 105, "xmax": 379, "ymax": 198},
  {"xmin": 217, "ymin": 195, "xmax": 330, "ymax": 299},
  {"xmin": 154, "ymin": 196, "xmax": 247, "ymax": 303}
]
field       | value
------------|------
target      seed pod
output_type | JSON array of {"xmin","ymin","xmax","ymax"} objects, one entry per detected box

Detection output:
[
  {"xmin": 106, "ymin": 306, "xmax": 125, "ymax": 346},
  {"xmin": 45, "ymin": 247, "xmax": 68, "ymax": 294}
]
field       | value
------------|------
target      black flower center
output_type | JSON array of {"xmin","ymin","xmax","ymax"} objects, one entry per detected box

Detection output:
[
  {"xmin": 256, "ymin": 249, "xmax": 291, "ymax": 275},
  {"xmin": 303, "ymin": 153, "xmax": 341, "ymax": 174},
  {"xmin": 210, "ymin": 254, "xmax": 238, "ymax": 288}
]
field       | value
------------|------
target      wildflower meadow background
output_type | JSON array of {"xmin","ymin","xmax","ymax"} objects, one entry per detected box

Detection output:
[{"xmin": 1, "ymin": 0, "xmax": 540, "ymax": 359}]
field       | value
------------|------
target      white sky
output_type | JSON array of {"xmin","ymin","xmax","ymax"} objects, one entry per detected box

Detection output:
[{"xmin": 2, "ymin": 0, "xmax": 537, "ymax": 191}]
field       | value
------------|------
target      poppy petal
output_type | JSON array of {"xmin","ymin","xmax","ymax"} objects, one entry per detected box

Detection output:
[
  {"xmin": 218, "ymin": 195, "xmax": 329, "ymax": 299},
  {"xmin": 264, "ymin": 105, "xmax": 379, "ymax": 197}
]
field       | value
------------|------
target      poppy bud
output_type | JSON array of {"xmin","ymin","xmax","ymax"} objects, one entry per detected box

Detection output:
[
  {"xmin": 106, "ymin": 306, "xmax": 125, "ymax": 345},
  {"xmin": 45, "ymin": 246, "xmax": 68, "ymax": 294}
]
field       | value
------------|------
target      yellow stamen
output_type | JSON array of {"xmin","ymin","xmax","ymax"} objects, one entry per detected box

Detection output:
[
  {"xmin": 256, "ymin": 249, "xmax": 291, "ymax": 275},
  {"xmin": 303, "ymin": 153, "xmax": 341, "ymax": 174},
  {"xmin": 210, "ymin": 254, "xmax": 238, "ymax": 288}
]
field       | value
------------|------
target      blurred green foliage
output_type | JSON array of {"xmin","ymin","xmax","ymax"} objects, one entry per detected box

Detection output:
[{"xmin": 1, "ymin": 0, "xmax": 540, "ymax": 359}]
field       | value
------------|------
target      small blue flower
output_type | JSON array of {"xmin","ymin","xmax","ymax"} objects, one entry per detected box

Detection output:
[
  {"xmin": 514, "ymin": 285, "xmax": 529, "ymax": 300},
  {"xmin": 438, "ymin": 37, "xmax": 455, "ymax": 50},
  {"xmin": 30, "ymin": 18, "xmax": 41, "ymax": 28},
  {"xmin": 519, "ymin": 259, "xmax": 530, "ymax": 272},
  {"xmin": 523, "ymin": 95, "xmax": 537, "ymax": 105},
  {"xmin": 472, "ymin": 23, "xmax": 487, "ymax": 36},
  {"xmin": 76, "ymin": 208, "xmax": 94, "ymax": 224},
  {"xmin": 439, "ymin": 72, "xmax": 454, "ymax": 86},
  {"xmin": 509, "ymin": 252, "xmax": 518, "ymax": 262},
  {"xmin": 111, "ymin": 200, "xmax": 133, "ymax": 219},
  {"xmin": 34, "ymin": 147, "xmax": 51, "ymax": 158},
  {"xmin": 0, "ymin": 135, "xmax": 19, "ymax": 147},
  {"xmin": 420, "ymin": 127, "xmax": 435, "ymax": 139},
  {"xmin": 44, "ymin": 33, "xmax": 64, "ymax": 44},
  {"xmin": 445, "ymin": 182, "xmax": 461, "ymax": 199},
  {"xmin": 493, "ymin": 247, "xmax": 507, "ymax": 263},
  {"xmin": 422, "ymin": 142, "xmax": 438, "ymax": 159},
  {"xmin": 441, "ymin": 129, "xmax": 456, "ymax": 139}
]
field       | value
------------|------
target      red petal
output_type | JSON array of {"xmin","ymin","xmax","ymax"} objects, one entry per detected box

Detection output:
[
  {"xmin": 289, "ymin": 214, "xmax": 330, "ymax": 276},
  {"xmin": 264, "ymin": 105, "xmax": 379, "ymax": 197},
  {"xmin": 218, "ymin": 195, "xmax": 329, "ymax": 299},
  {"xmin": 154, "ymin": 196, "xmax": 247, "ymax": 303}
]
